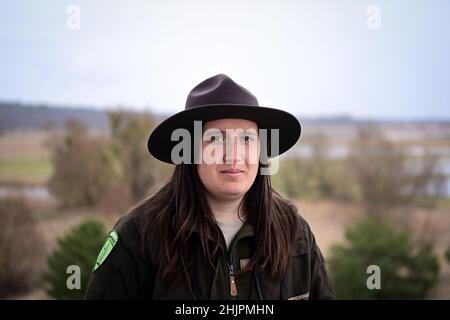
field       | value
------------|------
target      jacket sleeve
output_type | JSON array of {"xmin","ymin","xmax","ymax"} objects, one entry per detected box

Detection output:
[
  {"xmin": 85, "ymin": 236, "xmax": 138, "ymax": 299},
  {"xmin": 306, "ymin": 222, "xmax": 336, "ymax": 300},
  {"xmin": 84, "ymin": 216, "xmax": 156, "ymax": 300}
]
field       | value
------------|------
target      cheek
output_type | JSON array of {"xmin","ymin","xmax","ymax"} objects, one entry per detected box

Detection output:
[
  {"xmin": 247, "ymin": 164, "xmax": 259, "ymax": 182},
  {"xmin": 245, "ymin": 143, "xmax": 260, "ymax": 176},
  {"xmin": 197, "ymin": 165, "xmax": 218, "ymax": 189},
  {"xmin": 245, "ymin": 141, "xmax": 260, "ymax": 165}
]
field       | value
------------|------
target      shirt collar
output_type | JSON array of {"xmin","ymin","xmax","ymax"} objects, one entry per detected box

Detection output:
[{"xmin": 185, "ymin": 214, "xmax": 255, "ymax": 246}]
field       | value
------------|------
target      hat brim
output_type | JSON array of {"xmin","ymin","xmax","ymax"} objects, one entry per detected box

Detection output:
[{"xmin": 147, "ymin": 103, "xmax": 301, "ymax": 164}]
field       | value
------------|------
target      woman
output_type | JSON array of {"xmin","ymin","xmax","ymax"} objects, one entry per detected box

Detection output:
[{"xmin": 85, "ymin": 74, "xmax": 335, "ymax": 300}]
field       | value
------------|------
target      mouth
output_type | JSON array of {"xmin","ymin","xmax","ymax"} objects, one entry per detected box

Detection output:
[{"xmin": 220, "ymin": 169, "xmax": 245, "ymax": 177}]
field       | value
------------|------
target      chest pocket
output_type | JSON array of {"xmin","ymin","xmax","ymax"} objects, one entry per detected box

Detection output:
[
  {"xmin": 291, "ymin": 239, "xmax": 309, "ymax": 256},
  {"xmin": 282, "ymin": 239, "xmax": 310, "ymax": 299}
]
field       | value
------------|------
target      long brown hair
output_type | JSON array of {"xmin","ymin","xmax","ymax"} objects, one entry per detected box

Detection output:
[{"xmin": 134, "ymin": 163, "xmax": 300, "ymax": 283}]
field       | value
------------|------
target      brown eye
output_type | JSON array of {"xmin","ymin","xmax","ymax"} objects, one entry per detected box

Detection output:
[
  {"xmin": 207, "ymin": 134, "xmax": 223, "ymax": 142},
  {"xmin": 240, "ymin": 135, "xmax": 255, "ymax": 143}
]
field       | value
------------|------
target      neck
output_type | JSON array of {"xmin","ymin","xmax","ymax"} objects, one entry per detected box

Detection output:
[{"xmin": 206, "ymin": 193, "xmax": 244, "ymax": 222}]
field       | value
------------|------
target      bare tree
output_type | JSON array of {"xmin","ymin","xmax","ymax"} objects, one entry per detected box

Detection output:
[
  {"xmin": 347, "ymin": 124, "xmax": 444, "ymax": 218},
  {"xmin": 48, "ymin": 118, "xmax": 118, "ymax": 207}
]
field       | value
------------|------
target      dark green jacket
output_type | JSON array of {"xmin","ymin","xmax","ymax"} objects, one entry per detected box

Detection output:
[{"xmin": 85, "ymin": 205, "xmax": 336, "ymax": 300}]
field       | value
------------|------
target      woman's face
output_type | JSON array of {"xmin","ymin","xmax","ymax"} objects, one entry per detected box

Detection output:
[{"xmin": 197, "ymin": 118, "xmax": 260, "ymax": 202}]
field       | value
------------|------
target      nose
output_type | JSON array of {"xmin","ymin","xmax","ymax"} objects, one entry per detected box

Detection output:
[{"xmin": 224, "ymin": 135, "xmax": 245, "ymax": 165}]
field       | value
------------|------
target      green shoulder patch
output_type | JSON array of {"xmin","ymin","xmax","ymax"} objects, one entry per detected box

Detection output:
[{"xmin": 93, "ymin": 230, "xmax": 119, "ymax": 271}]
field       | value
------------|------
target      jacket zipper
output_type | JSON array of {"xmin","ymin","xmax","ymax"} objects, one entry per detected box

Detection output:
[
  {"xmin": 229, "ymin": 263, "xmax": 238, "ymax": 298},
  {"xmin": 219, "ymin": 225, "xmax": 238, "ymax": 299}
]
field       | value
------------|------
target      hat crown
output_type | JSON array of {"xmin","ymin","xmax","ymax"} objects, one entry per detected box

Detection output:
[{"xmin": 185, "ymin": 74, "xmax": 259, "ymax": 109}]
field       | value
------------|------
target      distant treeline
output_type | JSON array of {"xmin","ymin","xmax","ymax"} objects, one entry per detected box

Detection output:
[
  {"xmin": 0, "ymin": 102, "xmax": 109, "ymax": 131},
  {"xmin": 1, "ymin": 101, "xmax": 449, "ymax": 132}
]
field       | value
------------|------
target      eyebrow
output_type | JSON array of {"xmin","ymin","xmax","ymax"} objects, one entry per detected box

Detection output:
[{"xmin": 216, "ymin": 129, "xmax": 258, "ymax": 135}]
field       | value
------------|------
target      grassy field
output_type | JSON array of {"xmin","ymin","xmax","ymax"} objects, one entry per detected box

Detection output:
[
  {"xmin": 0, "ymin": 157, "xmax": 52, "ymax": 184},
  {"xmin": 0, "ymin": 130, "xmax": 52, "ymax": 184}
]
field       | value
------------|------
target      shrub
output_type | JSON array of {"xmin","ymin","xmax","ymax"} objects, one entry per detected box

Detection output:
[
  {"xmin": 446, "ymin": 246, "xmax": 450, "ymax": 264},
  {"xmin": 0, "ymin": 197, "xmax": 45, "ymax": 298},
  {"xmin": 43, "ymin": 219, "xmax": 107, "ymax": 299},
  {"xmin": 328, "ymin": 218, "xmax": 440, "ymax": 299},
  {"xmin": 48, "ymin": 119, "xmax": 119, "ymax": 207}
]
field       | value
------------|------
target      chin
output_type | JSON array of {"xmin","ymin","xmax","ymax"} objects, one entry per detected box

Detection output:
[{"xmin": 220, "ymin": 187, "xmax": 248, "ymax": 198}]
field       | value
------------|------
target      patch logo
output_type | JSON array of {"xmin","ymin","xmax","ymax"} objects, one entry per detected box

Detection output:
[
  {"xmin": 240, "ymin": 258, "xmax": 252, "ymax": 270},
  {"xmin": 93, "ymin": 230, "xmax": 119, "ymax": 271}
]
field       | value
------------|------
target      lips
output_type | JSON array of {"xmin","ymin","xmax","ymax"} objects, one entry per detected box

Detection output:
[
  {"xmin": 220, "ymin": 169, "xmax": 244, "ymax": 173},
  {"xmin": 220, "ymin": 168, "xmax": 245, "ymax": 178}
]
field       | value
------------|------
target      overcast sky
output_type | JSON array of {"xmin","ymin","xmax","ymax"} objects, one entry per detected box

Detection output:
[{"xmin": 1, "ymin": 0, "xmax": 449, "ymax": 119}]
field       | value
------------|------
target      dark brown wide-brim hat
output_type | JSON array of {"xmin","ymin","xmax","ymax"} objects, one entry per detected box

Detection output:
[{"xmin": 148, "ymin": 74, "xmax": 301, "ymax": 164}]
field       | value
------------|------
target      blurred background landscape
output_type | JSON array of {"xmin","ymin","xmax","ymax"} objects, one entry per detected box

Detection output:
[
  {"xmin": 1, "ymin": 0, "xmax": 449, "ymax": 299},
  {"xmin": 1, "ymin": 103, "xmax": 449, "ymax": 299}
]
